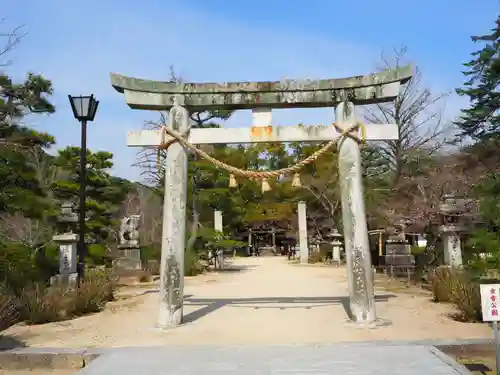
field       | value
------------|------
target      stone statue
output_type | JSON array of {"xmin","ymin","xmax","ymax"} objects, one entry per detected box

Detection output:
[{"xmin": 119, "ymin": 215, "xmax": 141, "ymax": 248}]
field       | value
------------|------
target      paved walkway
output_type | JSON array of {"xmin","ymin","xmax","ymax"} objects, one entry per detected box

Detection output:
[{"xmin": 78, "ymin": 344, "xmax": 471, "ymax": 375}]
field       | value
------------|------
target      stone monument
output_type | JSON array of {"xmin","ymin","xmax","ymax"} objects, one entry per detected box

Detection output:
[
  {"xmin": 115, "ymin": 215, "xmax": 142, "ymax": 270},
  {"xmin": 384, "ymin": 222, "xmax": 415, "ymax": 278},
  {"xmin": 50, "ymin": 202, "xmax": 78, "ymax": 285},
  {"xmin": 439, "ymin": 194, "xmax": 465, "ymax": 267}
]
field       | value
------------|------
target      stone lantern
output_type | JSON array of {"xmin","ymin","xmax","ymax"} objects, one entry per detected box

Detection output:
[
  {"xmin": 329, "ymin": 229, "xmax": 343, "ymax": 266},
  {"xmin": 50, "ymin": 202, "xmax": 79, "ymax": 285},
  {"xmin": 439, "ymin": 194, "xmax": 466, "ymax": 267}
]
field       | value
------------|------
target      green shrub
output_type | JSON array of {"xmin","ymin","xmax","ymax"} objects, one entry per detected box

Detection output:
[
  {"xmin": 0, "ymin": 243, "xmax": 42, "ymax": 295},
  {"xmin": 185, "ymin": 248, "xmax": 203, "ymax": 276},
  {"xmin": 308, "ymin": 245, "xmax": 331, "ymax": 264},
  {"xmin": 141, "ymin": 245, "xmax": 161, "ymax": 264},
  {"xmin": 37, "ymin": 243, "xmax": 59, "ymax": 281},
  {"xmin": 145, "ymin": 260, "xmax": 160, "ymax": 275},
  {"xmin": 87, "ymin": 244, "xmax": 107, "ymax": 266},
  {"xmin": 308, "ymin": 251, "xmax": 323, "ymax": 264}
]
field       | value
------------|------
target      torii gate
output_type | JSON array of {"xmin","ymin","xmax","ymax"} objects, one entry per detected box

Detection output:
[{"xmin": 110, "ymin": 66, "xmax": 413, "ymax": 328}]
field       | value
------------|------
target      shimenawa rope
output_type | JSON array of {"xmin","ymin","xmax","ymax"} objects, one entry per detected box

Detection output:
[{"xmin": 156, "ymin": 121, "xmax": 366, "ymax": 190}]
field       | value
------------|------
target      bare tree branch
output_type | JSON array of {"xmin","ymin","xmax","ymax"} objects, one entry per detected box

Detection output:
[
  {"xmin": 0, "ymin": 19, "xmax": 25, "ymax": 67},
  {"xmin": 364, "ymin": 46, "xmax": 453, "ymax": 186},
  {"xmin": 0, "ymin": 213, "xmax": 53, "ymax": 251}
]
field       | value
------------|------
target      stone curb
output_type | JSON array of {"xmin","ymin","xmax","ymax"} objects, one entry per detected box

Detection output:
[
  {"xmin": 0, "ymin": 347, "xmax": 104, "ymax": 370},
  {"xmin": 0, "ymin": 339, "xmax": 492, "ymax": 369}
]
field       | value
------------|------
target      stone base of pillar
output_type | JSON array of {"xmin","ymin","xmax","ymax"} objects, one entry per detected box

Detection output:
[
  {"xmin": 217, "ymin": 250, "xmax": 224, "ymax": 270},
  {"xmin": 300, "ymin": 253, "xmax": 308, "ymax": 264},
  {"xmin": 50, "ymin": 272, "xmax": 78, "ymax": 286},
  {"xmin": 114, "ymin": 248, "xmax": 142, "ymax": 270},
  {"xmin": 332, "ymin": 247, "xmax": 341, "ymax": 265},
  {"xmin": 442, "ymin": 233, "xmax": 463, "ymax": 267},
  {"xmin": 343, "ymin": 317, "xmax": 392, "ymax": 328}
]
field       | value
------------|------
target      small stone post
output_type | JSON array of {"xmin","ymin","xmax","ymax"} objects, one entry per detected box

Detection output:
[
  {"xmin": 158, "ymin": 99, "xmax": 189, "ymax": 328},
  {"xmin": 247, "ymin": 229, "xmax": 252, "ymax": 257},
  {"xmin": 272, "ymin": 228, "xmax": 276, "ymax": 255},
  {"xmin": 52, "ymin": 234, "xmax": 78, "ymax": 284},
  {"xmin": 298, "ymin": 201, "xmax": 309, "ymax": 264},
  {"xmin": 214, "ymin": 210, "xmax": 224, "ymax": 269},
  {"xmin": 439, "ymin": 194, "xmax": 465, "ymax": 267},
  {"xmin": 336, "ymin": 101, "xmax": 376, "ymax": 324}
]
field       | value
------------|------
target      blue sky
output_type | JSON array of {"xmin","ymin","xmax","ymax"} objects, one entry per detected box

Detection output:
[{"xmin": 2, "ymin": 0, "xmax": 498, "ymax": 180}]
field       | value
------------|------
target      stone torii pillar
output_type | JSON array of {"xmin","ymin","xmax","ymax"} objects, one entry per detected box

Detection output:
[
  {"xmin": 157, "ymin": 98, "xmax": 189, "ymax": 328},
  {"xmin": 336, "ymin": 101, "xmax": 376, "ymax": 323},
  {"xmin": 112, "ymin": 66, "xmax": 412, "ymax": 327}
]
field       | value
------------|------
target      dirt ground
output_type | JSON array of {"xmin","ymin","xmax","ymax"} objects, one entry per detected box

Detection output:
[
  {"xmin": 2, "ymin": 256, "xmax": 492, "ymax": 348},
  {"xmin": 0, "ymin": 371, "xmax": 76, "ymax": 375},
  {"xmin": 439, "ymin": 344, "xmax": 498, "ymax": 375}
]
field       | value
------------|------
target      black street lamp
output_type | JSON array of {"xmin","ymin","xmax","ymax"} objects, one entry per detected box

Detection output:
[{"xmin": 68, "ymin": 94, "xmax": 99, "ymax": 286}]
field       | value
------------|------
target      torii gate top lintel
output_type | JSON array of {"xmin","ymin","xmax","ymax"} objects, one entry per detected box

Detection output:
[{"xmin": 110, "ymin": 65, "xmax": 413, "ymax": 111}]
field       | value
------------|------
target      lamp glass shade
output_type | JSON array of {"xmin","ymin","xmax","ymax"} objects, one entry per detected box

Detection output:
[
  {"xmin": 89, "ymin": 100, "xmax": 99, "ymax": 121},
  {"xmin": 68, "ymin": 95, "xmax": 98, "ymax": 121}
]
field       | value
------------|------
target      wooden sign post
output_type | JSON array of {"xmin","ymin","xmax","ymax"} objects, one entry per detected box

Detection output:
[{"xmin": 480, "ymin": 284, "xmax": 500, "ymax": 375}]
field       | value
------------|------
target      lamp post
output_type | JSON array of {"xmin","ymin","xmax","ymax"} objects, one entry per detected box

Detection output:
[{"xmin": 68, "ymin": 95, "xmax": 99, "ymax": 286}]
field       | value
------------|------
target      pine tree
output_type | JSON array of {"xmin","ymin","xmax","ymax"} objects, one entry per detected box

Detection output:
[
  {"xmin": 52, "ymin": 147, "xmax": 131, "ymax": 252},
  {"xmin": 457, "ymin": 16, "xmax": 500, "ymax": 274},
  {"xmin": 0, "ymin": 73, "xmax": 56, "ymax": 217},
  {"xmin": 456, "ymin": 16, "xmax": 500, "ymax": 139}
]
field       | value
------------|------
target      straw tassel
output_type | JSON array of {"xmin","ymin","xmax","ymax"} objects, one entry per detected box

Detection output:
[
  {"xmin": 261, "ymin": 178, "xmax": 271, "ymax": 193},
  {"xmin": 291, "ymin": 172, "xmax": 302, "ymax": 188},
  {"xmin": 229, "ymin": 174, "xmax": 237, "ymax": 188}
]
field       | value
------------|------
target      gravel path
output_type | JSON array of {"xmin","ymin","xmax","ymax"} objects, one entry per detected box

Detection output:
[{"xmin": 4, "ymin": 256, "xmax": 491, "ymax": 348}]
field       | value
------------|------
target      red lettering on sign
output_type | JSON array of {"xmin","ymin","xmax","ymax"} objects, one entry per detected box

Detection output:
[{"xmin": 493, "ymin": 309, "xmax": 498, "ymax": 316}]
